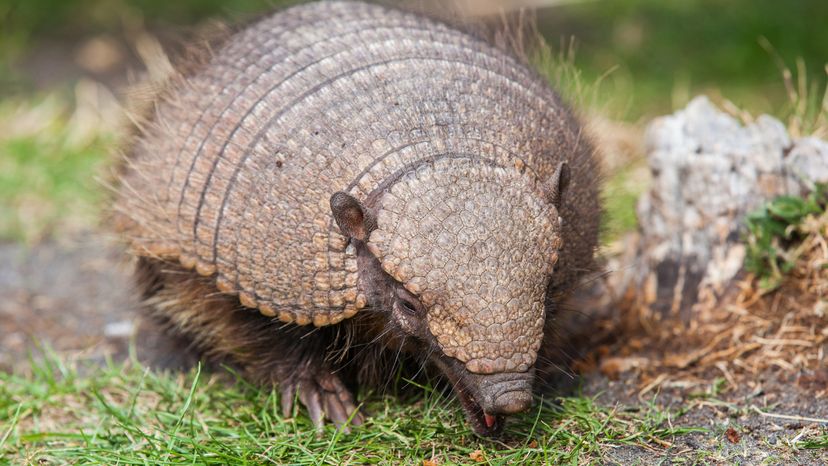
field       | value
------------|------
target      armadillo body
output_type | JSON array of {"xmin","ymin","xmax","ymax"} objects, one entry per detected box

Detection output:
[{"xmin": 116, "ymin": 0, "xmax": 600, "ymax": 433}]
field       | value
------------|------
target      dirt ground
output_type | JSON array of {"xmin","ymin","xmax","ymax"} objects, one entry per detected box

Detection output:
[
  {"xmin": 1, "ymin": 236, "xmax": 826, "ymax": 464},
  {"xmin": 582, "ymin": 369, "xmax": 827, "ymax": 464},
  {"xmin": 0, "ymin": 236, "xmax": 138, "ymax": 372}
]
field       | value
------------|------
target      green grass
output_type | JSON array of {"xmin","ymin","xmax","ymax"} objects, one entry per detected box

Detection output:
[
  {"xmin": 599, "ymin": 162, "xmax": 648, "ymax": 244},
  {"xmin": 795, "ymin": 434, "xmax": 828, "ymax": 450},
  {"xmin": 0, "ymin": 354, "xmax": 702, "ymax": 465},
  {"xmin": 0, "ymin": 91, "xmax": 113, "ymax": 242},
  {"xmin": 540, "ymin": 0, "xmax": 828, "ymax": 121}
]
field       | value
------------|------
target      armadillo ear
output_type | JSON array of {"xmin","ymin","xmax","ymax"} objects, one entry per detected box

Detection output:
[
  {"xmin": 544, "ymin": 161, "xmax": 570, "ymax": 210},
  {"xmin": 330, "ymin": 192, "xmax": 373, "ymax": 241}
]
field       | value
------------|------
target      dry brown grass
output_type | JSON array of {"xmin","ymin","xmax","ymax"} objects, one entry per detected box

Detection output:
[{"xmin": 591, "ymin": 210, "xmax": 827, "ymax": 399}]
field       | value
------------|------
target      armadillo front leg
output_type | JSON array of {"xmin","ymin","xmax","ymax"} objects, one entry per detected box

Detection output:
[
  {"xmin": 280, "ymin": 368, "xmax": 364, "ymax": 432},
  {"xmin": 134, "ymin": 257, "xmax": 363, "ymax": 431}
]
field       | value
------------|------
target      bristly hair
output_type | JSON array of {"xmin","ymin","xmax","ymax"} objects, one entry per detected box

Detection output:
[
  {"xmin": 103, "ymin": 17, "xmax": 238, "ymax": 238},
  {"xmin": 134, "ymin": 256, "xmax": 430, "ymax": 397},
  {"xmin": 391, "ymin": 0, "xmax": 545, "ymax": 66}
]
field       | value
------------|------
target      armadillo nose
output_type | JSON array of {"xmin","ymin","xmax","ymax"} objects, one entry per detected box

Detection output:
[
  {"xmin": 472, "ymin": 371, "xmax": 535, "ymax": 415},
  {"xmin": 489, "ymin": 389, "xmax": 533, "ymax": 415}
]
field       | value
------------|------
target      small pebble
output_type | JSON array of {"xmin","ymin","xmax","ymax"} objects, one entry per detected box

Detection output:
[{"xmin": 104, "ymin": 320, "xmax": 134, "ymax": 338}]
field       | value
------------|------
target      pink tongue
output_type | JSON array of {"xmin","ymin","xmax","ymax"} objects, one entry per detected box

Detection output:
[{"xmin": 484, "ymin": 414, "xmax": 496, "ymax": 428}]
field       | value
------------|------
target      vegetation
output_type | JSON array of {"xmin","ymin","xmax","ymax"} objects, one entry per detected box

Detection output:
[
  {"xmin": 542, "ymin": 0, "xmax": 828, "ymax": 120},
  {"xmin": 744, "ymin": 182, "xmax": 828, "ymax": 291},
  {"xmin": 4, "ymin": 0, "xmax": 828, "ymax": 119},
  {"xmin": 0, "ymin": 354, "xmax": 700, "ymax": 465},
  {"xmin": 0, "ymin": 92, "xmax": 114, "ymax": 242}
]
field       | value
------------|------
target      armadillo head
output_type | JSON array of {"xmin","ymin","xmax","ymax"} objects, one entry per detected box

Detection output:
[{"xmin": 330, "ymin": 157, "xmax": 568, "ymax": 436}]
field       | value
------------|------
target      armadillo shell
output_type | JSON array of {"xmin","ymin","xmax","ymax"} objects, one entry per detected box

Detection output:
[{"xmin": 115, "ymin": 1, "xmax": 598, "ymax": 326}]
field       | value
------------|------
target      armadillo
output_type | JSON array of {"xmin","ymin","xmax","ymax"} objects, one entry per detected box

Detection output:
[{"xmin": 114, "ymin": 0, "xmax": 601, "ymax": 436}]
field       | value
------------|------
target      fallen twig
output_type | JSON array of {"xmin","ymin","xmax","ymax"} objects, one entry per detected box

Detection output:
[{"xmin": 750, "ymin": 405, "xmax": 828, "ymax": 424}]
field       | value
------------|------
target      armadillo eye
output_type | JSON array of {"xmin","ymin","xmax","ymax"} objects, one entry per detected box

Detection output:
[
  {"xmin": 397, "ymin": 299, "xmax": 418, "ymax": 316},
  {"xmin": 394, "ymin": 288, "xmax": 422, "ymax": 317}
]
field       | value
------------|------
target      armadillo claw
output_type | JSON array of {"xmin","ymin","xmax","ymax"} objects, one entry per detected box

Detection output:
[
  {"xmin": 281, "ymin": 370, "xmax": 363, "ymax": 433},
  {"xmin": 280, "ymin": 383, "xmax": 295, "ymax": 418},
  {"xmin": 298, "ymin": 382, "xmax": 324, "ymax": 430}
]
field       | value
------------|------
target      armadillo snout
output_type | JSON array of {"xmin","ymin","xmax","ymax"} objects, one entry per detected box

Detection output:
[
  {"xmin": 488, "ymin": 388, "xmax": 533, "ymax": 415},
  {"xmin": 471, "ymin": 371, "xmax": 534, "ymax": 415}
]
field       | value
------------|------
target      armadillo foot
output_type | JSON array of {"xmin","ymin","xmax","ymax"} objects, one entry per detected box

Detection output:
[{"xmin": 280, "ymin": 370, "xmax": 363, "ymax": 433}]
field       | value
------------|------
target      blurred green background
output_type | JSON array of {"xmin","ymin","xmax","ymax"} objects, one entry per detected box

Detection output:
[{"xmin": 1, "ymin": 0, "xmax": 826, "ymax": 242}]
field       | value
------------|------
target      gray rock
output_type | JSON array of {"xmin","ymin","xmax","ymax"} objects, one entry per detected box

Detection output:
[
  {"xmin": 631, "ymin": 96, "xmax": 828, "ymax": 318},
  {"xmin": 785, "ymin": 136, "xmax": 828, "ymax": 194}
]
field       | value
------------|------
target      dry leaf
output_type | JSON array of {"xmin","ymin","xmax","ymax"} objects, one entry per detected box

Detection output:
[
  {"xmin": 599, "ymin": 356, "xmax": 649, "ymax": 379},
  {"xmin": 725, "ymin": 427, "xmax": 741, "ymax": 444}
]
